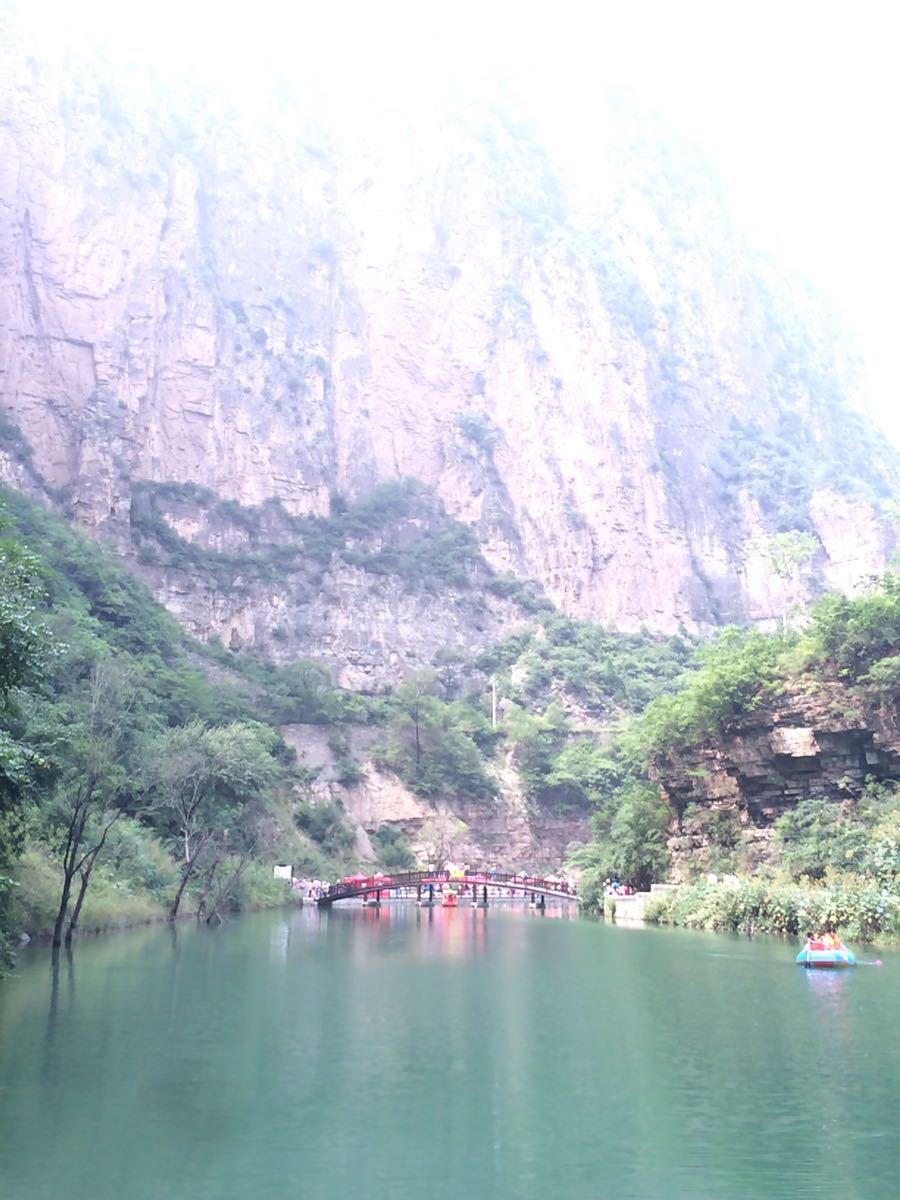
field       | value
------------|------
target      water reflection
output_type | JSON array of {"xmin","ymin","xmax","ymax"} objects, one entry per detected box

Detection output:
[
  {"xmin": 42, "ymin": 947, "xmax": 75, "ymax": 1083},
  {"xmin": 1, "ymin": 912, "xmax": 898, "ymax": 1200},
  {"xmin": 801, "ymin": 966, "xmax": 856, "ymax": 1055}
]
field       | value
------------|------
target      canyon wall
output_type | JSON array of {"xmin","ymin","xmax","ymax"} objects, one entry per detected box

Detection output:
[{"xmin": 1, "ymin": 19, "xmax": 897, "ymax": 681}]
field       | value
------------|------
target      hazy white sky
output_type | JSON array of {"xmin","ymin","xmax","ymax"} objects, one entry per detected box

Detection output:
[{"xmin": 10, "ymin": 0, "xmax": 900, "ymax": 438}]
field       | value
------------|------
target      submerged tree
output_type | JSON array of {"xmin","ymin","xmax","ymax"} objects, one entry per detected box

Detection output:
[{"xmin": 40, "ymin": 659, "xmax": 141, "ymax": 948}]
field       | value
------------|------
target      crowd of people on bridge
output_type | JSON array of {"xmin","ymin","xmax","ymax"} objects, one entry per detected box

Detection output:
[
  {"xmin": 291, "ymin": 879, "xmax": 329, "ymax": 900},
  {"xmin": 288, "ymin": 869, "xmax": 578, "ymax": 901}
]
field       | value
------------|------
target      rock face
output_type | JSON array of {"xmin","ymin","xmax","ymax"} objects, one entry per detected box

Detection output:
[
  {"xmin": 1, "ymin": 21, "xmax": 897, "ymax": 673},
  {"xmin": 655, "ymin": 685, "xmax": 900, "ymax": 871},
  {"xmin": 281, "ymin": 723, "xmax": 586, "ymax": 868}
]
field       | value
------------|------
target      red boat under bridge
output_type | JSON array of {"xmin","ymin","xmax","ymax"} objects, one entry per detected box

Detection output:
[{"xmin": 317, "ymin": 870, "xmax": 578, "ymax": 907}]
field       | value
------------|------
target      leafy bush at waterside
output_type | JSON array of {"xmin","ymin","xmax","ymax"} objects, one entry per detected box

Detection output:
[
  {"xmin": 0, "ymin": 529, "xmax": 52, "ymax": 964},
  {"xmin": 773, "ymin": 783, "xmax": 900, "ymax": 883},
  {"xmin": 640, "ymin": 774, "xmax": 900, "ymax": 940},
  {"xmin": 13, "ymin": 842, "xmax": 169, "ymax": 937},
  {"xmin": 644, "ymin": 875, "xmax": 900, "ymax": 942},
  {"xmin": 570, "ymin": 783, "xmax": 671, "ymax": 897}
]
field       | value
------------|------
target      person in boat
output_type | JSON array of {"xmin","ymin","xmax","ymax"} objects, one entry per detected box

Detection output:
[{"xmin": 822, "ymin": 928, "xmax": 845, "ymax": 950}]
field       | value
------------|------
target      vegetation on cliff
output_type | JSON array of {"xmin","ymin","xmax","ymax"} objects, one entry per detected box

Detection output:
[
  {"xmin": 7, "ymin": 464, "xmax": 900, "ymax": 959},
  {"xmin": 130, "ymin": 477, "xmax": 550, "ymax": 611},
  {"xmin": 0, "ymin": 469, "xmax": 726, "ymax": 968},
  {"xmin": 574, "ymin": 571, "xmax": 900, "ymax": 938}
]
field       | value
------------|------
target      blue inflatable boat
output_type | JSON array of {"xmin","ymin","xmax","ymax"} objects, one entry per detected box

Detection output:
[{"xmin": 796, "ymin": 946, "xmax": 856, "ymax": 969}]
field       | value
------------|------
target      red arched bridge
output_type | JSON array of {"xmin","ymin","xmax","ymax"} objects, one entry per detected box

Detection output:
[{"xmin": 317, "ymin": 870, "xmax": 578, "ymax": 907}]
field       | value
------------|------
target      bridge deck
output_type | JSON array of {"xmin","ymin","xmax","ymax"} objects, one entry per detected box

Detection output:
[{"xmin": 318, "ymin": 869, "xmax": 577, "ymax": 907}]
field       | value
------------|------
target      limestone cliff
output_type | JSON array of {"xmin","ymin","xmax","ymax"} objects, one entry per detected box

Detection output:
[
  {"xmin": 281, "ymin": 723, "xmax": 586, "ymax": 870},
  {"xmin": 1, "ymin": 18, "xmax": 897, "ymax": 678}
]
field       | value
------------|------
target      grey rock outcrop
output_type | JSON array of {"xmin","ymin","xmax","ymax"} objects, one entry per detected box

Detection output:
[{"xmin": 655, "ymin": 684, "xmax": 900, "ymax": 871}]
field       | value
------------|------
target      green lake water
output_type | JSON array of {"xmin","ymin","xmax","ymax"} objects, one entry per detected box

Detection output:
[{"xmin": 1, "ymin": 904, "xmax": 898, "ymax": 1200}]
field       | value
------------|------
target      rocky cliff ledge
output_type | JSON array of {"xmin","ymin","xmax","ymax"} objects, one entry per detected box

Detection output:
[{"xmin": 656, "ymin": 684, "xmax": 900, "ymax": 871}]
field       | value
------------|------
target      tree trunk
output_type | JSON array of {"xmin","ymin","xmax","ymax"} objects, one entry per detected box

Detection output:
[
  {"xmin": 206, "ymin": 855, "xmax": 249, "ymax": 924},
  {"xmin": 52, "ymin": 867, "xmax": 74, "ymax": 951},
  {"xmin": 169, "ymin": 829, "xmax": 215, "ymax": 921},
  {"xmin": 65, "ymin": 812, "xmax": 119, "ymax": 946},
  {"xmin": 52, "ymin": 804, "xmax": 87, "ymax": 949},
  {"xmin": 65, "ymin": 868, "xmax": 91, "ymax": 947},
  {"xmin": 195, "ymin": 855, "xmax": 221, "ymax": 923},
  {"xmin": 169, "ymin": 861, "xmax": 195, "ymax": 922}
]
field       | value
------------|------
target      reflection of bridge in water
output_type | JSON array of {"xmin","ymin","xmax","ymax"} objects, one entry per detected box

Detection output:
[{"xmin": 317, "ymin": 870, "xmax": 578, "ymax": 908}]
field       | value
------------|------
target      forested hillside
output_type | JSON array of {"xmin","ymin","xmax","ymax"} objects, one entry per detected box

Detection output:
[
  {"xmin": 574, "ymin": 574, "xmax": 900, "ymax": 940},
  {"xmin": 0, "ymin": 487, "xmax": 704, "ymax": 964},
  {"xmin": 0, "ymin": 488, "xmax": 365, "ymax": 965}
]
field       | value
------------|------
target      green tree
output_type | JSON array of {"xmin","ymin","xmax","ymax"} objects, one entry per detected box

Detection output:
[
  {"xmin": 145, "ymin": 720, "xmax": 279, "ymax": 921},
  {"xmin": 375, "ymin": 673, "xmax": 496, "ymax": 802},
  {"xmin": 36, "ymin": 659, "xmax": 142, "ymax": 948},
  {"xmin": 294, "ymin": 799, "xmax": 354, "ymax": 858},
  {"xmin": 432, "ymin": 646, "xmax": 469, "ymax": 701},
  {"xmin": 195, "ymin": 783, "xmax": 280, "ymax": 923},
  {"xmin": 624, "ymin": 626, "xmax": 785, "ymax": 766},
  {"xmin": 809, "ymin": 571, "xmax": 900, "ymax": 679},
  {"xmin": 590, "ymin": 784, "xmax": 671, "ymax": 891},
  {"xmin": 370, "ymin": 823, "xmax": 415, "ymax": 870},
  {"xmin": 543, "ymin": 740, "xmax": 624, "ymax": 810},
  {"xmin": 504, "ymin": 701, "xmax": 569, "ymax": 804},
  {"xmin": 0, "ymin": 532, "xmax": 49, "ymax": 966}
]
